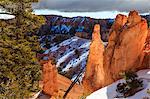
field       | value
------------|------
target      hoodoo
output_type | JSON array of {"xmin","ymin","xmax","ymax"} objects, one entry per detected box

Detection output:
[
  {"xmin": 42, "ymin": 60, "xmax": 58, "ymax": 97},
  {"xmin": 104, "ymin": 14, "xmax": 127, "ymax": 79},
  {"xmin": 83, "ymin": 10, "xmax": 149, "ymax": 94},
  {"xmin": 83, "ymin": 24, "xmax": 113, "ymax": 93},
  {"xmin": 104, "ymin": 10, "xmax": 148, "ymax": 80}
]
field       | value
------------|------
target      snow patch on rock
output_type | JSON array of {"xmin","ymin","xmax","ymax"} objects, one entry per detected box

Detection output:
[{"xmin": 87, "ymin": 69, "xmax": 150, "ymax": 99}]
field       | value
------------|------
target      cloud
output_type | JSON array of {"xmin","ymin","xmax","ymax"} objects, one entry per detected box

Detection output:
[{"xmin": 33, "ymin": 0, "xmax": 150, "ymax": 13}]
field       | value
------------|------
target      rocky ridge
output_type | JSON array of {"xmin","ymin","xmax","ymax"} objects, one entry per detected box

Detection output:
[{"xmin": 83, "ymin": 10, "xmax": 149, "ymax": 93}]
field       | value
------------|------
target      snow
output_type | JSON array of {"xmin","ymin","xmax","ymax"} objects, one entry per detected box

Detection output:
[
  {"xmin": 44, "ymin": 49, "xmax": 51, "ymax": 54},
  {"xmin": 0, "ymin": 9, "xmax": 15, "ymax": 20},
  {"xmin": 31, "ymin": 91, "xmax": 42, "ymax": 99},
  {"xmin": 56, "ymin": 50, "xmax": 74, "ymax": 67},
  {"xmin": 62, "ymin": 51, "xmax": 89, "ymax": 72},
  {"xmin": 44, "ymin": 37, "xmax": 78, "ymax": 54},
  {"xmin": 137, "ymin": 69, "xmax": 150, "ymax": 80},
  {"xmin": 87, "ymin": 69, "xmax": 150, "ymax": 99},
  {"xmin": 61, "ymin": 25, "xmax": 71, "ymax": 33},
  {"xmin": 50, "ymin": 45, "xmax": 59, "ymax": 52},
  {"xmin": 0, "ymin": 14, "xmax": 15, "ymax": 20},
  {"xmin": 79, "ymin": 42, "xmax": 91, "ymax": 48},
  {"xmin": 71, "ymin": 67, "xmax": 86, "ymax": 83},
  {"xmin": 71, "ymin": 36, "xmax": 79, "ymax": 42},
  {"xmin": 103, "ymin": 42, "xmax": 108, "ymax": 46},
  {"xmin": 59, "ymin": 36, "xmax": 78, "ymax": 46}
]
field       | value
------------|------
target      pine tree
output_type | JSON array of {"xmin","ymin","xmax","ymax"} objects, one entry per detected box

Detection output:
[
  {"xmin": 0, "ymin": 0, "xmax": 45, "ymax": 98},
  {"xmin": 116, "ymin": 71, "xmax": 143, "ymax": 98}
]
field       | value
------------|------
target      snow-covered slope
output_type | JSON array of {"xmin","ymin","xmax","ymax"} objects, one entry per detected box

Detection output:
[
  {"xmin": 43, "ymin": 36, "xmax": 90, "ymax": 81},
  {"xmin": 87, "ymin": 69, "xmax": 150, "ymax": 99}
]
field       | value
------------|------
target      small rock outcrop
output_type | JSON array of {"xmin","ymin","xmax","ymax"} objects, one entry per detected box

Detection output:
[
  {"xmin": 83, "ymin": 24, "xmax": 113, "ymax": 93},
  {"xmin": 104, "ymin": 10, "xmax": 148, "ymax": 80},
  {"xmin": 42, "ymin": 60, "xmax": 58, "ymax": 97}
]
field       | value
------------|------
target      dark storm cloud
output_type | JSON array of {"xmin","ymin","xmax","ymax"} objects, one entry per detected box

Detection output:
[{"xmin": 33, "ymin": 0, "xmax": 150, "ymax": 13}]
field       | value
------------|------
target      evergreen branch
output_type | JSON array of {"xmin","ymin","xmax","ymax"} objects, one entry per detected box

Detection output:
[
  {"xmin": 0, "ymin": 4, "xmax": 6, "ymax": 9},
  {"xmin": 0, "ymin": 12, "xmax": 15, "ymax": 16}
]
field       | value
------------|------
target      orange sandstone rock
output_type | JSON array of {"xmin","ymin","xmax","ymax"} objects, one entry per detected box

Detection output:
[
  {"xmin": 83, "ymin": 24, "xmax": 113, "ymax": 93},
  {"xmin": 110, "ymin": 14, "xmax": 127, "ymax": 32},
  {"xmin": 42, "ymin": 60, "xmax": 58, "ymax": 97},
  {"xmin": 142, "ymin": 29, "xmax": 150, "ymax": 68},
  {"xmin": 104, "ymin": 14, "xmax": 127, "ymax": 77},
  {"xmin": 105, "ymin": 10, "xmax": 148, "ymax": 80},
  {"xmin": 127, "ymin": 10, "xmax": 142, "ymax": 26}
]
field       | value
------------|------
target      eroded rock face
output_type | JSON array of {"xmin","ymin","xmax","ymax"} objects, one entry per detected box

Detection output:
[
  {"xmin": 104, "ymin": 14, "xmax": 127, "ymax": 76},
  {"xmin": 42, "ymin": 60, "xmax": 58, "ymax": 97},
  {"xmin": 110, "ymin": 14, "xmax": 127, "ymax": 32},
  {"xmin": 142, "ymin": 29, "xmax": 150, "ymax": 68},
  {"xmin": 83, "ymin": 24, "xmax": 113, "ymax": 93},
  {"xmin": 127, "ymin": 11, "xmax": 142, "ymax": 26},
  {"xmin": 105, "ymin": 10, "xmax": 148, "ymax": 80}
]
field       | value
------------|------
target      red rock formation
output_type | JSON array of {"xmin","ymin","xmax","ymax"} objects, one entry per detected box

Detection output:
[
  {"xmin": 83, "ymin": 11, "xmax": 148, "ymax": 94},
  {"xmin": 104, "ymin": 14, "xmax": 127, "ymax": 78},
  {"xmin": 127, "ymin": 11, "xmax": 141, "ymax": 26},
  {"xmin": 105, "ymin": 10, "xmax": 148, "ymax": 80},
  {"xmin": 142, "ymin": 29, "xmax": 150, "ymax": 68},
  {"xmin": 110, "ymin": 14, "xmax": 127, "ymax": 32},
  {"xmin": 83, "ymin": 24, "xmax": 113, "ymax": 93},
  {"xmin": 147, "ymin": 30, "xmax": 150, "ymax": 41},
  {"xmin": 42, "ymin": 60, "xmax": 58, "ymax": 97}
]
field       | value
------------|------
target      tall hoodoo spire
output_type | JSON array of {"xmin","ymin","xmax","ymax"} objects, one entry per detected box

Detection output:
[{"xmin": 83, "ymin": 24, "xmax": 113, "ymax": 93}]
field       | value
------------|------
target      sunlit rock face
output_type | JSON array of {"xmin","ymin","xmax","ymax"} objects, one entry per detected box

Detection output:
[
  {"xmin": 82, "ymin": 11, "xmax": 148, "ymax": 94},
  {"xmin": 142, "ymin": 29, "xmax": 150, "ymax": 68},
  {"xmin": 42, "ymin": 60, "xmax": 58, "ymax": 97},
  {"xmin": 104, "ymin": 14, "xmax": 127, "ymax": 78},
  {"xmin": 109, "ymin": 14, "xmax": 127, "ymax": 32},
  {"xmin": 147, "ymin": 30, "xmax": 150, "ymax": 40},
  {"xmin": 105, "ymin": 10, "xmax": 148, "ymax": 80},
  {"xmin": 83, "ymin": 24, "xmax": 113, "ymax": 93},
  {"xmin": 127, "ymin": 11, "xmax": 142, "ymax": 26}
]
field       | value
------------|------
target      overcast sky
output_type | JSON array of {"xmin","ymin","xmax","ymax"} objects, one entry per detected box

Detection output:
[
  {"xmin": 33, "ymin": 0, "xmax": 150, "ymax": 13},
  {"xmin": 1, "ymin": 0, "xmax": 150, "ymax": 19}
]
